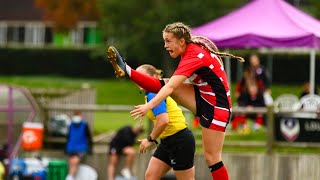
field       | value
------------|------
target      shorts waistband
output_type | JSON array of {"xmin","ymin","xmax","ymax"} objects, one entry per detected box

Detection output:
[{"xmin": 160, "ymin": 128, "xmax": 188, "ymax": 142}]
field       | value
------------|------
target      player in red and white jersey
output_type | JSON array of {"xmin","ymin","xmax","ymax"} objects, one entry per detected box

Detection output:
[
  {"xmin": 173, "ymin": 43, "xmax": 232, "ymax": 132},
  {"xmin": 107, "ymin": 22, "xmax": 244, "ymax": 180}
]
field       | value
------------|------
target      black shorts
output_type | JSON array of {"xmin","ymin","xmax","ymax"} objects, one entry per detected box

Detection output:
[
  {"xmin": 108, "ymin": 146, "xmax": 124, "ymax": 155},
  {"xmin": 67, "ymin": 151, "xmax": 86, "ymax": 158},
  {"xmin": 153, "ymin": 128, "xmax": 195, "ymax": 171},
  {"xmin": 193, "ymin": 85, "xmax": 231, "ymax": 132}
]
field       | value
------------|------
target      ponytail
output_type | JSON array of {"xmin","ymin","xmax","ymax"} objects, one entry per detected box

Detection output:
[
  {"xmin": 191, "ymin": 36, "xmax": 245, "ymax": 63},
  {"xmin": 155, "ymin": 69, "xmax": 164, "ymax": 79},
  {"xmin": 137, "ymin": 64, "xmax": 164, "ymax": 79}
]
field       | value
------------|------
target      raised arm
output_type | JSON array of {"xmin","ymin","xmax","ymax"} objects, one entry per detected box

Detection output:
[{"xmin": 130, "ymin": 75, "xmax": 187, "ymax": 120}]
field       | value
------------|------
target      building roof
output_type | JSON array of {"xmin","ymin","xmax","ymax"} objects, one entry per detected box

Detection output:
[{"xmin": 0, "ymin": 0, "xmax": 43, "ymax": 21}]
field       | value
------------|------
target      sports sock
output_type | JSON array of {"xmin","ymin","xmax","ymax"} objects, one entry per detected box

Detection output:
[
  {"xmin": 231, "ymin": 115, "xmax": 241, "ymax": 130},
  {"xmin": 126, "ymin": 65, "xmax": 132, "ymax": 77},
  {"xmin": 255, "ymin": 116, "xmax": 264, "ymax": 126},
  {"xmin": 130, "ymin": 68, "xmax": 164, "ymax": 93},
  {"xmin": 239, "ymin": 115, "xmax": 246, "ymax": 125},
  {"xmin": 209, "ymin": 161, "xmax": 229, "ymax": 180}
]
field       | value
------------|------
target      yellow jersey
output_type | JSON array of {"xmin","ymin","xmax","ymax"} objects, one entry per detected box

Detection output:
[{"xmin": 145, "ymin": 92, "xmax": 187, "ymax": 139}]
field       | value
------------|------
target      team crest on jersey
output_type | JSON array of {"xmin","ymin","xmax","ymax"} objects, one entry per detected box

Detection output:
[{"xmin": 280, "ymin": 118, "xmax": 300, "ymax": 142}]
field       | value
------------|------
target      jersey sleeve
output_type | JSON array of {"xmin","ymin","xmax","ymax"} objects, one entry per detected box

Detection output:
[
  {"xmin": 146, "ymin": 93, "xmax": 167, "ymax": 116},
  {"xmin": 173, "ymin": 45, "xmax": 204, "ymax": 77}
]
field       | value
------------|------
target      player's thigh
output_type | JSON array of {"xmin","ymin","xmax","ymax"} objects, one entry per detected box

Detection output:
[
  {"xmin": 122, "ymin": 146, "xmax": 135, "ymax": 155},
  {"xmin": 201, "ymin": 127, "xmax": 225, "ymax": 165},
  {"xmin": 172, "ymin": 84, "xmax": 196, "ymax": 114},
  {"xmin": 174, "ymin": 166, "xmax": 195, "ymax": 180},
  {"xmin": 108, "ymin": 154, "xmax": 119, "ymax": 166},
  {"xmin": 145, "ymin": 157, "xmax": 171, "ymax": 180},
  {"xmin": 163, "ymin": 79, "xmax": 196, "ymax": 114}
]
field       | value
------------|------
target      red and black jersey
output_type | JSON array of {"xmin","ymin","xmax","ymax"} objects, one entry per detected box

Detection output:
[{"xmin": 173, "ymin": 44, "xmax": 232, "ymax": 110}]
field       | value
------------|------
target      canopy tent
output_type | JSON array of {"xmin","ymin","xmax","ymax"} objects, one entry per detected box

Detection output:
[{"xmin": 192, "ymin": 0, "xmax": 320, "ymax": 94}]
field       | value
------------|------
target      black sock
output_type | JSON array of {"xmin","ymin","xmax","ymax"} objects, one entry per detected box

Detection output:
[
  {"xmin": 208, "ymin": 161, "xmax": 223, "ymax": 172},
  {"xmin": 160, "ymin": 79, "xmax": 165, "ymax": 88}
]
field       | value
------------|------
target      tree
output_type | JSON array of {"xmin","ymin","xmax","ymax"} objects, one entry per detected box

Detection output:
[
  {"xmin": 306, "ymin": 0, "xmax": 320, "ymax": 19},
  {"xmin": 99, "ymin": 0, "xmax": 247, "ymax": 73},
  {"xmin": 35, "ymin": 0, "xmax": 100, "ymax": 32}
]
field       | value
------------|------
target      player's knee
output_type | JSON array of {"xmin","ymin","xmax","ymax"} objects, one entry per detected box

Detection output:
[
  {"xmin": 124, "ymin": 147, "xmax": 136, "ymax": 156},
  {"xmin": 204, "ymin": 150, "xmax": 221, "ymax": 165},
  {"xmin": 145, "ymin": 170, "xmax": 159, "ymax": 180}
]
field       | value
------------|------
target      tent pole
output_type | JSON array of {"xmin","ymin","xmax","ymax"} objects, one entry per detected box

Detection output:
[
  {"xmin": 225, "ymin": 49, "xmax": 231, "ymax": 86},
  {"xmin": 236, "ymin": 60, "xmax": 243, "ymax": 81},
  {"xmin": 310, "ymin": 49, "xmax": 316, "ymax": 95},
  {"xmin": 267, "ymin": 52, "xmax": 273, "ymax": 83},
  {"xmin": 8, "ymin": 86, "xmax": 13, "ymax": 162}
]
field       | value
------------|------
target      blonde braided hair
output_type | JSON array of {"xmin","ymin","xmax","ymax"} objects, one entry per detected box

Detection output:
[
  {"xmin": 163, "ymin": 22, "xmax": 245, "ymax": 63},
  {"xmin": 192, "ymin": 36, "xmax": 245, "ymax": 63},
  {"xmin": 137, "ymin": 64, "xmax": 164, "ymax": 79}
]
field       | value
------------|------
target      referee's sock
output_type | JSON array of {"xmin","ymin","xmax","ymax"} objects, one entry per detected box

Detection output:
[
  {"xmin": 130, "ymin": 67, "xmax": 164, "ymax": 93},
  {"xmin": 209, "ymin": 161, "xmax": 229, "ymax": 180}
]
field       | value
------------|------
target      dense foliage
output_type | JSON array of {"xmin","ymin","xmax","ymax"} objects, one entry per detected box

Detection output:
[
  {"xmin": 98, "ymin": 0, "xmax": 248, "ymax": 72},
  {"xmin": 32, "ymin": 0, "xmax": 320, "ymax": 76},
  {"xmin": 35, "ymin": 0, "xmax": 100, "ymax": 32}
]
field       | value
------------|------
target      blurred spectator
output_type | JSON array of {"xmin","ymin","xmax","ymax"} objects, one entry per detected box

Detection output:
[
  {"xmin": 300, "ymin": 81, "xmax": 319, "ymax": 98},
  {"xmin": 107, "ymin": 125, "xmax": 144, "ymax": 180},
  {"xmin": 232, "ymin": 83, "xmax": 266, "ymax": 131},
  {"xmin": 236, "ymin": 66, "xmax": 257, "ymax": 103},
  {"xmin": 236, "ymin": 54, "xmax": 270, "ymax": 99},
  {"xmin": 249, "ymin": 54, "xmax": 270, "ymax": 91},
  {"xmin": 65, "ymin": 111, "xmax": 93, "ymax": 180},
  {"xmin": 233, "ymin": 54, "xmax": 272, "ymax": 132},
  {"xmin": 249, "ymin": 54, "xmax": 273, "ymax": 105}
]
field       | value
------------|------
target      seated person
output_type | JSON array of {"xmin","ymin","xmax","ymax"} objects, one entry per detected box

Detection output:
[
  {"xmin": 107, "ymin": 125, "xmax": 144, "ymax": 180},
  {"xmin": 232, "ymin": 83, "xmax": 266, "ymax": 131},
  {"xmin": 300, "ymin": 81, "xmax": 319, "ymax": 98}
]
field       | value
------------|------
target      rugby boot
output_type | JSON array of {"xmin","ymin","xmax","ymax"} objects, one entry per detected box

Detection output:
[{"xmin": 107, "ymin": 46, "xmax": 127, "ymax": 78}]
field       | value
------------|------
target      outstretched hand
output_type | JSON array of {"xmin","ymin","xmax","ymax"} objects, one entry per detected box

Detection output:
[
  {"xmin": 130, "ymin": 104, "xmax": 151, "ymax": 121},
  {"xmin": 138, "ymin": 139, "xmax": 152, "ymax": 154}
]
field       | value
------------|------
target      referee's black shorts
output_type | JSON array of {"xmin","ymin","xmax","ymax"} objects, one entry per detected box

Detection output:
[{"xmin": 153, "ymin": 128, "xmax": 195, "ymax": 170}]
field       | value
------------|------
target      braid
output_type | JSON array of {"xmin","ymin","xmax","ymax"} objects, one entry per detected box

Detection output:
[
  {"xmin": 192, "ymin": 36, "xmax": 245, "ymax": 63},
  {"xmin": 155, "ymin": 69, "xmax": 164, "ymax": 78},
  {"xmin": 214, "ymin": 51, "xmax": 245, "ymax": 62}
]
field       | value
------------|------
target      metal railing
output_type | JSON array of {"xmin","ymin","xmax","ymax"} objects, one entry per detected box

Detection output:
[{"xmin": 42, "ymin": 104, "xmax": 320, "ymax": 153}]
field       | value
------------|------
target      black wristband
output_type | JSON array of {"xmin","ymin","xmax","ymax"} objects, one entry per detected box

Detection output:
[{"xmin": 147, "ymin": 135, "xmax": 158, "ymax": 144}]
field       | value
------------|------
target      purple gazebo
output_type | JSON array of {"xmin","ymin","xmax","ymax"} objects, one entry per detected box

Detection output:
[{"xmin": 192, "ymin": 0, "xmax": 320, "ymax": 93}]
